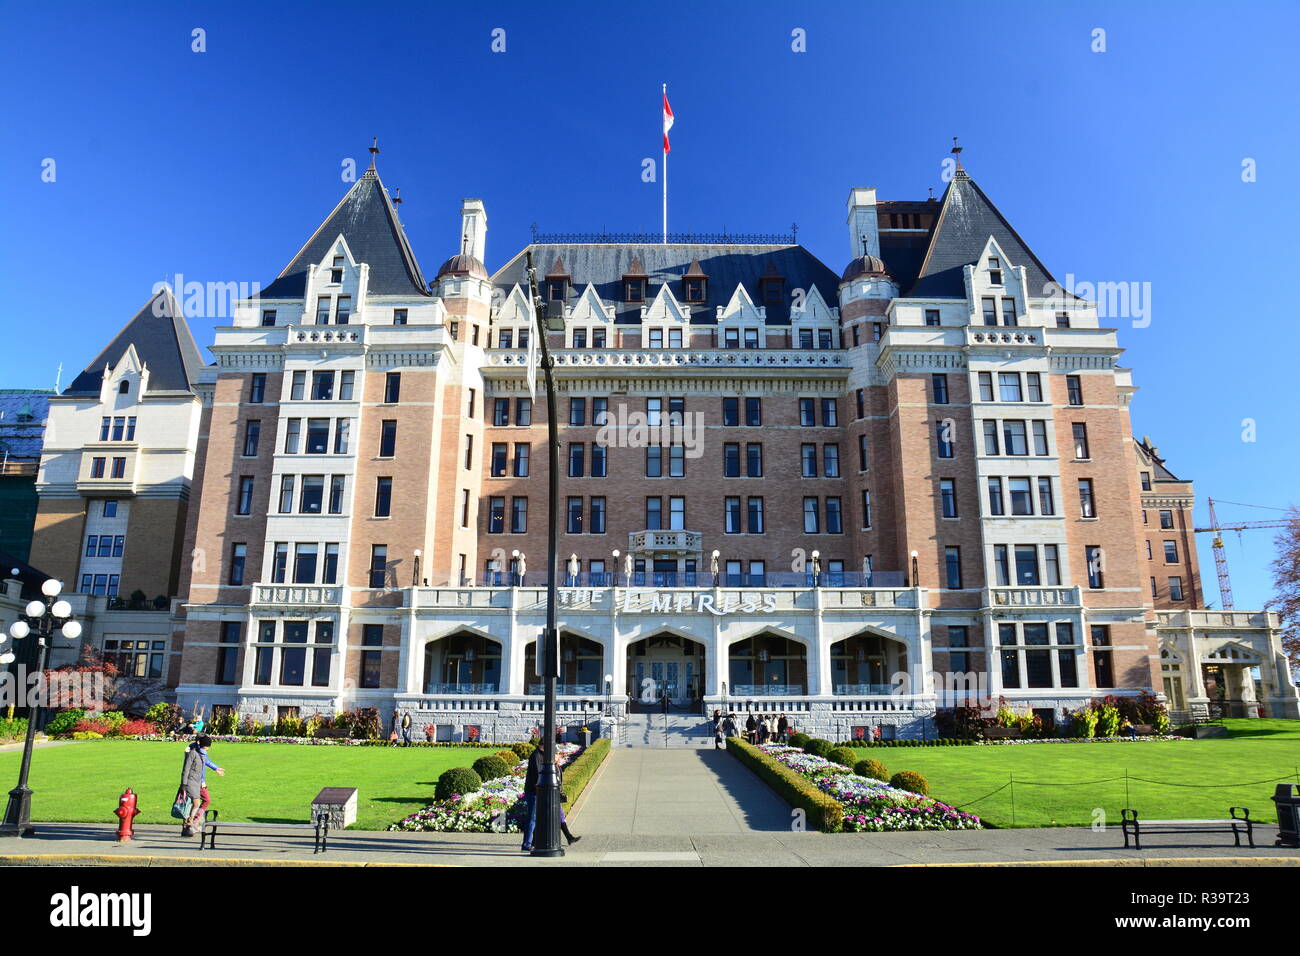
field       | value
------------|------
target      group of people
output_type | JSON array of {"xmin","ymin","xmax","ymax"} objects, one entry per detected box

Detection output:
[{"xmin": 710, "ymin": 710, "xmax": 791, "ymax": 748}]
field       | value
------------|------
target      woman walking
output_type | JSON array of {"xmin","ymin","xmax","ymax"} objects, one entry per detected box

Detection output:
[{"xmin": 178, "ymin": 734, "xmax": 224, "ymax": 838}]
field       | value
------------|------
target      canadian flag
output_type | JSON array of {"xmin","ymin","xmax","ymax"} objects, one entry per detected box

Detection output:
[{"xmin": 663, "ymin": 90, "xmax": 674, "ymax": 153}]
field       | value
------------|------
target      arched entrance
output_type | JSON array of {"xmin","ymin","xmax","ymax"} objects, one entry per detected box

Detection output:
[
  {"xmin": 830, "ymin": 633, "xmax": 908, "ymax": 695},
  {"xmin": 728, "ymin": 633, "xmax": 808, "ymax": 698},
  {"xmin": 423, "ymin": 632, "xmax": 502, "ymax": 694},
  {"xmin": 626, "ymin": 633, "xmax": 706, "ymax": 712},
  {"xmin": 525, "ymin": 632, "xmax": 604, "ymax": 696}
]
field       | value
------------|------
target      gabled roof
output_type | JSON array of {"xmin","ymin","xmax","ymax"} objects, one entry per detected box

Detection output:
[
  {"xmin": 1134, "ymin": 437, "xmax": 1184, "ymax": 482},
  {"xmin": 64, "ymin": 288, "xmax": 206, "ymax": 396},
  {"xmin": 492, "ymin": 244, "xmax": 840, "ymax": 325},
  {"xmin": 260, "ymin": 168, "xmax": 430, "ymax": 299},
  {"xmin": 907, "ymin": 169, "xmax": 1060, "ymax": 299}
]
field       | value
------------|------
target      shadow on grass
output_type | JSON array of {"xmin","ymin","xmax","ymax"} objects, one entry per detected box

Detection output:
[{"xmin": 370, "ymin": 796, "xmax": 433, "ymax": 805}]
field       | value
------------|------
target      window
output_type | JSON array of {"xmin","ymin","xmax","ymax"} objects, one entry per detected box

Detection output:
[
  {"xmin": 511, "ymin": 497, "xmax": 528, "ymax": 533},
  {"xmin": 801, "ymin": 444, "xmax": 818, "ymax": 477},
  {"xmin": 217, "ymin": 622, "xmax": 240, "ymax": 684},
  {"xmin": 1078, "ymin": 479, "xmax": 1096, "ymax": 518},
  {"xmin": 925, "ymin": 309, "xmax": 941, "ymax": 327},
  {"xmin": 724, "ymin": 443, "xmax": 741, "ymax": 478},
  {"xmin": 328, "ymin": 476, "xmax": 344, "ymax": 514},
  {"xmin": 111, "ymin": 457, "xmax": 126, "ymax": 478},
  {"xmin": 259, "ymin": 308, "xmax": 278, "ymax": 328},
  {"xmin": 826, "ymin": 497, "xmax": 843, "ymax": 533},
  {"xmin": 669, "ymin": 496, "xmax": 686, "ymax": 530},
  {"xmin": 390, "ymin": 307, "xmax": 407, "ymax": 326},
  {"xmin": 823, "ymin": 444, "xmax": 840, "ymax": 477},
  {"xmin": 1086, "ymin": 546, "xmax": 1104, "ymax": 588},
  {"xmin": 299, "ymin": 475, "xmax": 324, "ymax": 514},
  {"xmin": 461, "ymin": 489, "xmax": 471, "ymax": 528},
  {"xmin": 1031, "ymin": 420, "xmax": 1049, "ymax": 456},
  {"xmin": 513, "ymin": 443, "xmax": 530, "ymax": 477},
  {"xmin": 645, "ymin": 446, "xmax": 663, "ymax": 477},
  {"xmin": 722, "ymin": 398, "xmax": 740, "ymax": 426},
  {"xmin": 1044, "ymin": 545, "xmax": 1061, "ymax": 585},
  {"xmin": 499, "ymin": 329, "xmax": 514, "ymax": 349},
  {"xmin": 488, "ymin": 496, "xmax": 505, "ymax": 533},
  {"xmin": 283, "ymin": 419, "xmax": 301, "ymax": 454},
  {"xmin": 725, "ymin": 328, "xmax": 740, "ymax": 349},
  {"xmin": 803, "ymin": 497, "xmax": 820, "ymax": 533},
  {"xmin": 384, "ymin": 372, "xmax": 401, "ymax": 404},
  {"xmin": 1159, "ymin": 510, "xmax": 1174, "ymax": 529},
  {"xmin": 593, "ymin": 398, "xmax": 608, "ymax": 426},
  {"xmin": 103, "ymin": 499, "xmax": 118, "ymax": 518},
  {"xmin": 1001, "ymin": 297, "xmax": 1017, "ymax": 326},
  {"xmin": 306, "ymin": 418, "xmax": 329, "ymax": 454},
  {"xmin": 861, "ymin": 489, "xmax": 872, "ymax": 529},
  {"xmin": 1014, "ymin": 545, "xmax": 1039, "ymax": 585},
  {"xmin": 236, "ymin": 476, "xmax": 254, "ymax": 515},
  {"xmin": 369, "ymin": 546, "xmax": 388, "ymax": 588},
  {"xmin": 467, "ymin": 389, "xmax": 476, "ymax": 419},
  {"xmin": 725, "ymin": 497, "xmax": 742, "ymax": 533},
  {"xmin": 1140, "ymin": 471, "xmax": 1152, "ymax": 491},
  {"xmin": 1067, "ymin": 375, "xmax": 1083, "ymax": 406},
  {"xmin": 977, "ymin": 372, "xmax": 994, "ymax": 402},
  {"xmin": 858, "ymin": 434, "xmax": 869, "ymax": 471},
  {"xmin": 1169, "ymin": 576, "xmax": 1184, "ymax": 601},
  {"xmin": 335, "ymin": 295, "xmax": 351, "ymax": 324},
  {"xmin": 645, "ymin": 497, "xmax": 662, "ymax": 530},
  {"xmin": 648, "ymin": 328, "xmax": 663, "ymax": 348},
  {"xmin": 987, "ymin": 258, "xmax": 1002, "ymax": 285},
  {"xmin": 625, "ymin": 279, "xmax": 644, "ymax": 302},
  {"xmin": 379, "ymin": 420, "xmax": 397, "ymax": 458},
  {"xmin": 940, "ymin": 479, "xmax": 958, "ymax": 518},
  {"xmin": 271, "ymin": 543, "xmax": 288, "ymax": 583},
  {"xmin": 746, "ymin": 443, "xmax": 762, "ymax": 477},
  {"xmin": 745, "ymin": 398, "xmax": 762, "ymax": 426},
  {"xmin": 821, "ymin": 399, "xmax": 838, "ymax": 426},
  {"xmin": 464, "ymin": 434, "xmax": 473, "ymax": 470},
  {"xmin": 798, "ymin": 399, "xmax": 815, "ymax": 427},
  {"xmin": 591, "ymin": 443, "xmax": 607, "ymax": 477},
  {"xmin": 375, "ymin": 477, "xmax": 392, "ymax": 517},
  {"xmin": 1009, "ymin": 477, "xmax": 1033, "ymax": 515},
  {"xmin": 668, "ymin": 444, "xmax": 685, "ymax": 477},
  {"xmin": 745, "ymin": 328, "xmax": 760, "ymax": 349},
  {"xmin": 993, "ymin": 544, "xmax": 1010, "ymax": 586},
  {"xmin": 1002, "ymin": 420, "xmax": 1028, "ymax": 456},
  {"xmin": 872, "ymin": 322, "xmax": 883, "ymax": 342},
  {"xmin": 999, "ymin": 373, "xmax": 1022, "ymax": 403},
  {"xmin": 333, "ymin": 418, "xmax": 350, "ymax": 454},
  {"xmin": 288, "ymin": 371, "xmax": 306, "ymax": 401},
  {"xmin": 590, "ymin": 496, "xmax": 606, "ymax": 534},
  {"xmin": 316, "ymin": 296, "xmax": 331, "ymax": 324},
  {"xmin": 932, "ymin": 374, "xmax": 949, "ymax": 404},
  {"xmin": 1091, "ymin": 625, "xmax": 1113, "ymax": 686},
  {"xmin": 1163, "ymin": 541, "xmax": 1179, "ymax": 563},
  {"xmin": 1037, "ymin": 477, "xmax": 1055, "ymax": 515},
  {"xmin": 936, "ymin": 421, "xmax": 955, "ymax": 459},
  {"xmin": 515, "ymin": 398, "xmax": 532, "ymax": 426},
  {"xmin": 747, "ymin": 497, "xmax": 764, "ymax": 533},
  {"xmin": 987, "ymin": 477, "xmax": 1004, "ymax": 515},
  {"xmin": 1072, "ymin": 422, "xmax": 1090, "ymax": 459},
  {"xmin": 982, "ymin": 298, "xmax": 997, "ymax": 326},
  {"xmin": 566, "ymin": 496, "xmax": 584, "ymax": 534},
  {"xmin": 229, "ymin": 543, "xmax": 247, "ymax": 586},
  {"xmin": 493, "ymin": 398, "xmax": 510, "ymax": 426},
  {"xmin": 323, "ymin": 543, "xmax": 339, "ymax": 584},
  {"xmin": 278, "ymin": 475, "xmax": 295, "ymax": 514},
  {"xmin": 945, "ymin": 547, "xmax": 962, "ymax": 589},
  {"xmin": 569, "ymin": 398, "xmax": 587, "ymax": 426},
  {"xmin": 568, "ymin": 443, "xmax": 585, "ymax": 477},
  {"xmin": 293, "ymin": 544, "xmax": 318, "ymax": 584},
  {"xmin": 982, "ymin": 421, "xmax": 1000, "ymax": 456},
  {"xmin": 1026, "ymin": 372, "xmax": 1042, "ymax": 403},
  {"xmin": 239, "ymin": 421, "xmax": 261, "ymax": 456},
  {"xmin": 311, "ymin": 371, "xmax": 335, "ymax": 401},
  {"xmin": 339, "ymin": 371, "xmax": 355, "ymax": 401}
]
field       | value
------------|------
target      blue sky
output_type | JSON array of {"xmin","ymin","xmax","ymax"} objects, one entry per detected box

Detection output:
[{"xmin": 1, "ymin": 0, "xmax": 1295, "ymax": 607}]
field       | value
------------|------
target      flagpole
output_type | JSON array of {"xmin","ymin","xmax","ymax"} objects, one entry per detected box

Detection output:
[{"xmin": 662, "ymin": 82, "xmax": 668, "ymax": 244}]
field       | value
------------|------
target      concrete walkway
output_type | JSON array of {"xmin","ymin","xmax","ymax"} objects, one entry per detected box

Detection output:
[{"xmin": 573, "ymin": 748, "xmax": 792, "ymax": 835}]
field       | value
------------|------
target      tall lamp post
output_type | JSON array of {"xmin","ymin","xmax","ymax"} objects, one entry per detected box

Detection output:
[
  {"xmin": 527, "ymin": 251, "xmax": 565, "ymax": 858},
  {"xmin": 1, "ymin": 578, "xmax": 81, "ymax": 837}
]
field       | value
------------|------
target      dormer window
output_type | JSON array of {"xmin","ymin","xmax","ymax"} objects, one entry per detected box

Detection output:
[
  {"xmin": 547, "ymin": 280, "xmax": 566, "ymax": 302},
  {"xmin": 393, "ymin": 309, "xmax": 408, "ymax": 326},
  {"xmin": 988, "ymin": 257, "xmax": 1003, "ymax": 285},
  {"xmin": 684, "ymin": 278, "xmax": 706, "ymax": 302},
  {"xmin": 336, "ymin": 295, "xmax": 352, "ymax": 325},
  {"xmin": 119, "ymin": 380, "xmax": 130, "ymax": 395},
  {"xmin": 724, "ymin": 328, "xmax": 739, "ymax": 348},
  {"xmin": 499, "ymin": 329, "xmax": 513, "ymax": 349},
  {"xmin": 625, "ymin": 279, "xmax": 644, "ymax": 302},
  {"xmin": 316, "ymin": 296, "xmax": 331, "ymax": 324},
  {"xmin": 261, "ymin": 309, "xmax": 277, "ymax": 327},
  {"xmin": 331, "ymin": 255, "xmax": 344, "ymax": 284},
  {"xmin": 758, "ymin": 265, "xmax": 784, "ymax": 306}
]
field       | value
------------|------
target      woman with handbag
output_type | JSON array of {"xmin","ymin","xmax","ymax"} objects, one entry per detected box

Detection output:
[
  {"xmin": 177, "ymin": 734, "xmax": 224, "ymax": 837},
  {"xmin": 520, "ymin": 745, "xmax": 580, "ymax": 851}
]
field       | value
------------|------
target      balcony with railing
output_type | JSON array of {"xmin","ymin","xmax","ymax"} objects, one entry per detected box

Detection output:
[
  {"xmin": 252, "ymin": 584, "xmax": 343, "ymax": 607},
  {"xmin": 484, "ymin": 348, "xmax": 848, "ymax": 371},
  {"xmin": 986, "ymin": 586, "xmax": 1082, "ymax": 608},
  {"xmin": 1157, "ymin": 609, "xmax": 1276, "ymax": 629}
]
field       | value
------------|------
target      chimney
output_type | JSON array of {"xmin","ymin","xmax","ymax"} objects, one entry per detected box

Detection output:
[
  {"xmin": 846, "ymin": 188, "xmax": 879, "ymax": 260},
  {"xmin": 460, "ymin": 198, "xmax": 487, "ymax": 262}
]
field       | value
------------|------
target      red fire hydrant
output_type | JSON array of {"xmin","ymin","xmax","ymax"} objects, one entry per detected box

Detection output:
[{"xmin": 115, "ymin": 788, "xmax": 141, "ymax": 842}]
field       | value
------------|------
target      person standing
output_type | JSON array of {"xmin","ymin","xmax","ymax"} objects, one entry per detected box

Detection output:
[
  {"xmin": 400, "ymin": 710, "xmax": 413, "ymax": 746},
  {"xmin": 711, "ymin": 709, "xmax": 723, "ymax": 749},
  {"xmin": 777, "ymin": 713, "xmax": 789, "ymax": 742},
  {"xmin": 745, "ymin": 712, "xmax": 757, "ymax": 744},
  {"xmin": 521, "ymin": 743, "xmax": 580, "ymax": 851},
  {"xmin": 179, "ymin": 734, "xmax": 224, "ymax": 838},
  {"xmin": 723, "ymin": 713, "xmax": 738, "ymax": 740}
]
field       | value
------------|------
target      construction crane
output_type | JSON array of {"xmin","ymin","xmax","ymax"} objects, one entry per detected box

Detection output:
[{"xmin": 1192, "ymin": 499, "xmax": 1293, "ymax": 609}]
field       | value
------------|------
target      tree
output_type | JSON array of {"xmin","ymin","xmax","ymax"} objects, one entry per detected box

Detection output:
[
  {"xmin": 1267, "ymin": 507, "xmax": 1300, "ymax": 673},
  {"xmin": 44, "ymin": 643, "xmax": 166, "ymax": 715}
]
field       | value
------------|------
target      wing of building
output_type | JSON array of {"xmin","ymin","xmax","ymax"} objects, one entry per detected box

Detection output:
[{"xmin": 17, "ymin": 154, "xmax": 1297, "ymax": 731}]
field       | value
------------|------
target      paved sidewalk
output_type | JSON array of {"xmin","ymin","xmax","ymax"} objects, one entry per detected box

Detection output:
[
  {"xmin": 574, "ymin": 748, "xmax": 792, "ymax": 835},
  {"xmin": 0, "ymin": 822, "xmax": 1296, "ymax": 867}
]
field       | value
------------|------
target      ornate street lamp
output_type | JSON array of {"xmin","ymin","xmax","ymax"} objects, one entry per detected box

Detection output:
[{"xmin": 1, "ymin": 578, "xmax": 81, "ymax": 837}]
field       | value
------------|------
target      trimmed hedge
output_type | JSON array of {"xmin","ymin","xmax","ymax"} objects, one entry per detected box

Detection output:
[
  {"xmin": 854, "ymin": 758, "xmax": 889, "ymax": 782},
  {"xmin": 559, "ymin": 738, "xmax": 611, "ymax": 811},
  {"xmin": 435, "ymin": 767, "xmax": 483, "ymax": 800},
  {"xmin": 826, "ymin": 747, "xmax": 857, "ymax": 768},
  {"xmin": 840, "ymin": 738, "xmax": 976, "ymax": 748},
  {"xmin": 788, "ymin": 732, "xmax": 810, "ymax": 749},
  {"xmin": 727, "ymin": 737, "xmax": 843, "ymax": 833},
  {"xmin": 890, "ymin": 770, "xmax": 929, "ymax": 796},
  {"xmin": 510, "ymin": 741, "xmax": 537, "ymax": 761},
  {"xmin": 472, "ymin": 755, "xmax": 513, "ymax": 781},
  {"xmin": 803, "ymin": 738, "xmax": 833, "ymax": 757}
]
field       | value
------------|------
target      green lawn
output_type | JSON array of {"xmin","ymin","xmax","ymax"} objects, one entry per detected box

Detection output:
[
  {"xmin": 850, "ymin": 720, "xmax": 1300, "ymax": 828},
  {"xmin": 0, "ymin": 742, "xmax": 496, "ymax": 830}
]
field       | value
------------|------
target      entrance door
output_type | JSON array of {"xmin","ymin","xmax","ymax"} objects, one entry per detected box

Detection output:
[{"xmin": 629, "ymin": 637, "xmax": 702, "ymax": 710}]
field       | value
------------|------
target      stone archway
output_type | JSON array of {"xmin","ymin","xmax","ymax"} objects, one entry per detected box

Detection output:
[
  {"xmin": 625, "ymin": 632, "xmax": 708, "ymax": 712},
  {"xmin": 829, "ymin": 632, "xmax": 909, "ymax": 696},
  {"xmin": 727, "ymin": 633, "xmax": 809, "ymax": 699},
  {"xmin": 422, "ymin": 632, "xmax": 503, "ymax": 694},
  {"xmin": 524, "ymin": 632, "xmax": 605, "ymax": 696}
]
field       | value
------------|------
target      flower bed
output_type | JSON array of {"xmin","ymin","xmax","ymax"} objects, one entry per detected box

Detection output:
[
  {"xmin": 844, "ymin": 735, "xmax": 1186, "ymax": 748},
  {"xmin": 759, "ymin": 744, "xmax": 982, "ymax": 833},
  {"xmin": 121, "ymin": 734, "xmax": 512, "ymax": 747},
  {"xmin": 389, "ymin": 744, "xmax": 582, "ymax": 834}
]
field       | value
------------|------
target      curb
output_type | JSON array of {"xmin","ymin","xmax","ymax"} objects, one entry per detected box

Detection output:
[{"xmin": 897, "ymin": 857, "xmax": 1300, "ymax": 867}]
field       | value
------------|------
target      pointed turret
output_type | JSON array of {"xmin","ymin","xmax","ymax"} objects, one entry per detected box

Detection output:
[{"xmin": 63, "ymin": 286, "xmax": 205, "ymax": 395}]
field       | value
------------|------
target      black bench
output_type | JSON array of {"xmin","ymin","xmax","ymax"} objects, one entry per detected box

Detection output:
[
  {"xmin": 314, "ymin": 728, "xmax": 350, "ymax": 739},
  {"xmin": 1121, "ymin": 807, "xmax": 1254, "ymax": 850},
  {"xmin": 200, "ymin": 809, "xmax": 331, "ymax": 854},
  {"xmin": 981, "ymin": 727, "xmax": 1022, "ymax": 740}
]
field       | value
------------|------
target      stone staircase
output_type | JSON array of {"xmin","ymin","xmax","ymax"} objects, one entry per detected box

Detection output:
[{"xmin": 615, "ymin": 712, "xmax": 714, "ymax": 748}]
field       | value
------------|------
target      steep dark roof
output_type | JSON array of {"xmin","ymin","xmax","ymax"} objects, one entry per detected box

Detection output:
[
  {"xmin": 64, "ymin": 288, "xmax": 205, "ymax": 396},
  {"xmin": 492, "ymin": 244, "xmax": 840, "ymax": 324},
  {"xmin": 1134, "ymin": 437, "xmax": 1183, "ymax": 482},
  {"xmin": 261, "ymin": 168, "xmax": 431, "ymax": 299},
  {"xmin": 907, "ymin": 170, "xmax": 1060, "ymax": 299}
]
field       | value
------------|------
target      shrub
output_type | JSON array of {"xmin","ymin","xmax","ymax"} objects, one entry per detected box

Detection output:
[
  {"xmin": 435, "ymin": 767, "xmax": 483, "ymax": 801},
  {"xmin": 99, "ymin": 711, "xmax": 128, "ymax": 729},
  {"xmin": 803, "ymin": 738, "xmax": 833, "ymax": 757},
  {"xmin": 71, "ymin": 731, "xmax": 104, "ymax": 740},
  {"xmin": 890, "ymin": 771, "xmax": 930, "ymax": 796},
  {"xmin": 854, "ymin": 758, "xmax": 890, "ymax": 781},
  {"xmin": 496, "ymin": 749, "xmax": 521, "ymax": 765},
  {"xmin": 145, "ymin": 702, "xmax": 185, "ymax": 734},
  {"xmin": 0, "ymin": 717, "xmax": 28, "ymax": 742},
  {"xmin": 826, "ymin": 746, "xmax": 858, "ymax": 768},
  {"xmin": 119, "ymin": 720, "xmax": 157, "ymax": 737},
  {"xmin": 510, "ymin": 741, "xmax": 536, "ymax": 761},
  {"xmin": 728, "ymin": 738, "xmax": 843, "ymax": 832},
  {"xmin": 1097, "ymin": 704, "xmax": 1121, "ymax": 738},
  {"xmin": 45, "ymin": 708, "xmax": 86, "ymax": 737},
  {"xmin": 72, "ymin": 719, "xmax": 113, "ymax": 736},
  {"xmin": 471, "ymin": 755, "xmax": 512, "ymax": 782},
  {"xmin": 337, "ymin": 707, "xmax": 381, "ymax": 740},
  {"xmin": 275, "ymin": 715, "xmax": 305, "ymax": 738},
  {"xmin": 788, "ymin": 732, "xmax": 810, "ymax": 749},
  {"xmin": 238, "ymin": 716, "xmax": 264, "ymax": 737},
  {"xmin": 1067, "ymin": 706, "xmax": 1099, "ymax": 739},
  {"xmin": 560, "ymin": 738, "xmax": 611, "ymax": 810}
]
